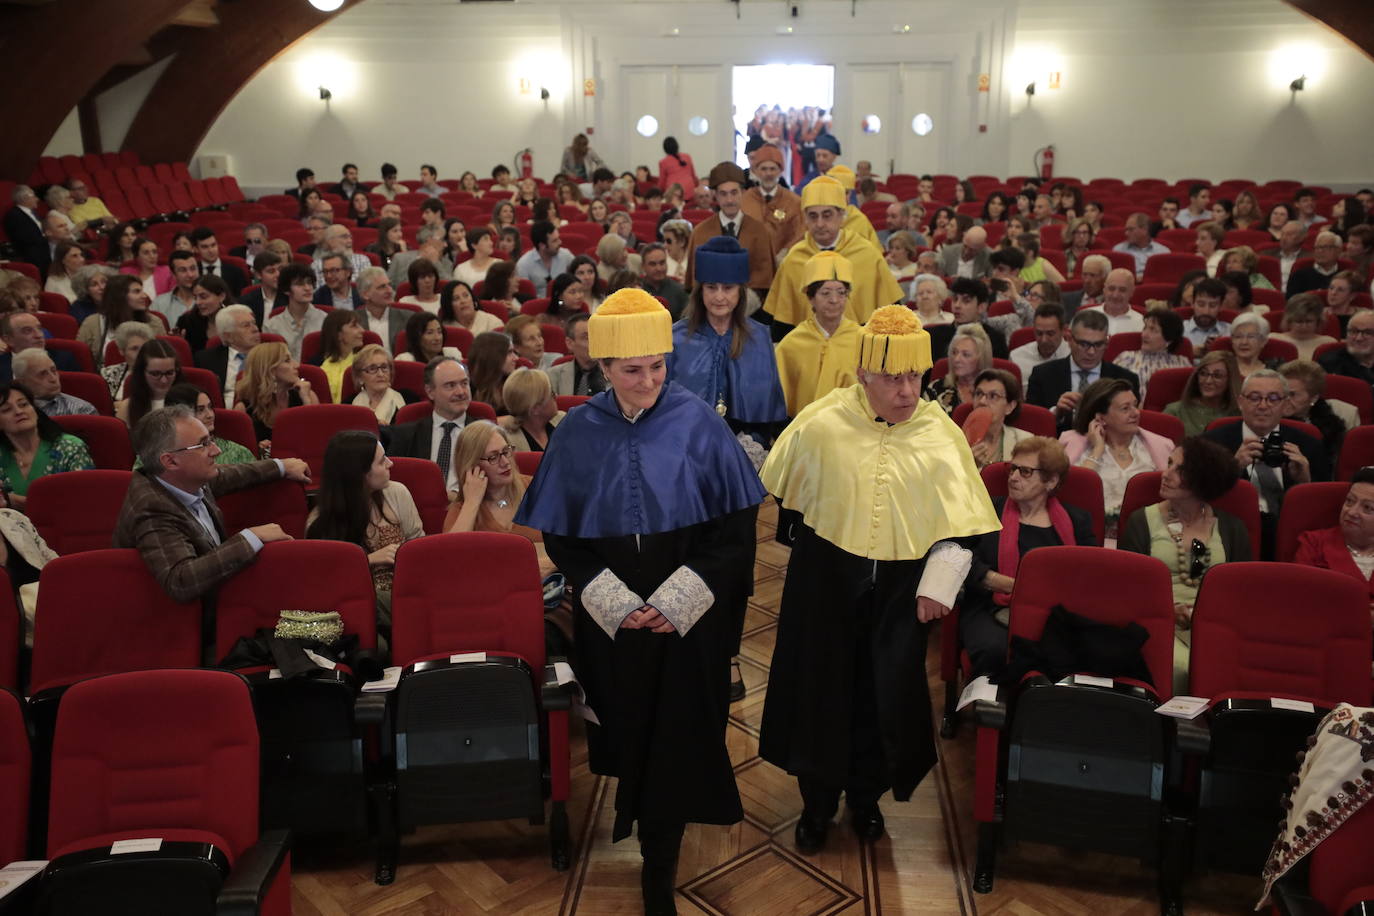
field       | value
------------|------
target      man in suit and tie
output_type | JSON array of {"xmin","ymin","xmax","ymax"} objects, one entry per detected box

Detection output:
[
  {"xmin": 114, "ymin": 405, "xmax": 311, "ymax": 660},
  {"xmin": 194, "ymin": 305, "xmax": 261, "ymax": 408},
  {"xmin": 386, "ymin": 356, "xmax": 471, "ymax": 492},
  {"xmin": 545, "ymin": 313, "xmax": 606, "ymax": 397},
  {"xmin": 1025, "ymin": 310, "xmax": 1139, "ymax": 431},
  {"xmin": 189, "ymin": 226, "xmax": 248, "ymax": 296},
  {"xmin": 684, "ymin": 162, "xmax": 774, "ymax": 297},
  {"xmin": 3, "ymin": 185, "xmax": 50, "ymax": 273},
  {"xmin": 238, "ymin": 250, "xmax": 287, "ymax": 329},
  {"xmin": 356, "ymin": 267, "xmax": 409, "ymax": 355},
  {"xmin": 1203, "ymin": 369, "xmax": 1330, "ymax": 558},
  {"xmin": 938, "ymin": 226, "xmax": 993, "ymax": 280}
]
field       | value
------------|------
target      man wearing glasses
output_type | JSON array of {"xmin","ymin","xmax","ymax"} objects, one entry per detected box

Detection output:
[
  {"xmin": 1203, "ymin": 369, "xmax": 1330, "ymax": 558},
  {"xmin": 1025, "ymin": 310, "xmax": 1139, "ymax": 431},
  {"xmin": 313, "ymin": 252, "xmax": 363, "ymax": 310},
  {"xmin": 115, "ymin": 405, "xmax": 312, "ymax": 662},
  {"xmin": 1317, "ymin": 311, "xmax": 1374, "ymax": 388},
  {"xmin": 1286, "ymin": 231, "xmax": 1345, "ymax": 297}
]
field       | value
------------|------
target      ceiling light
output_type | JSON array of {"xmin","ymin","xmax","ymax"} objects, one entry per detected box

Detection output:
[{"xmin": 309, "ymin": 0, "xmax": 344, "ymax": 12}]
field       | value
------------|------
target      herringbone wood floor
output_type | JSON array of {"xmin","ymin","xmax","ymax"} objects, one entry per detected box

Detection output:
[{"xmin": 292, "ymin": 503, "xmax": 1261, "ymax": 915}]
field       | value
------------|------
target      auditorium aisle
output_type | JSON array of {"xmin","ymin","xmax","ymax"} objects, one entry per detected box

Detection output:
[{"xmin": 292, "ymin": 500, "xmax": 1255, "ymax": 915}]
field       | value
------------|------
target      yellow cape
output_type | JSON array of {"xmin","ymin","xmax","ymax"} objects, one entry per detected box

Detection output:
[
  {"xmin": 844, "ymin": 205, "xmax": 880, "ymax": 246},
  {"xmin": 764, "ymin": 230, "xmax": 905, "ymax": 327},
  {"xmin": 774, "ymin": 317, "xmax": 862, "ymax": 416},
  {"xmin": 760, "ymin": 384, "xmax": 1001, "ymax": 561}
]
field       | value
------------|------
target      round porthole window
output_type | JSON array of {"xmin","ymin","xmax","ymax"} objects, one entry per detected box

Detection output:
[
  {"xmin": 861, "ymin": 114, "xmax": 882, "ymax": 135},
  {"xmin": 636, "ymin": 115, "xmax": 659, "ymax": 137},
  {"xmin": 688, "ymin": 116, "xmax": 710, "ymax": 136},
  {"xmin": 912, "ymin": 113, "xmax": 934, "ymax": 136}
]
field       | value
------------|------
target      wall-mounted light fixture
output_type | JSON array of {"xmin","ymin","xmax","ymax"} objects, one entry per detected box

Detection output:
[
  {"xmin": 1290, "ymin": 74, "xmax": 1306, "ymax": 92},
  {"xmin": 319, "ymin": 86, "xmax": 332, "ymax": 101},
  {"xmin": 1025, "ymin": 82, "xmax": 1036, "ymax": 97},
  {"xmin": 308, "ymin": 0, "xmax": 344, "ymax": 11},
  {"xmin": 540, "ymin": 87, "xmax": 550, "ymax": 101}
]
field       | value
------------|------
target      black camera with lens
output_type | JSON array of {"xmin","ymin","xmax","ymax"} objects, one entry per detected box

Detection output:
[{"xmin": 1261, "ymin": 429, "xmax": 1287, "ymax": 468}]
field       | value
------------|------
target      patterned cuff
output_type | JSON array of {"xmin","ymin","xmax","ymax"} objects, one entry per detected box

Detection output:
[
  {"xmin": 917, "ymin": 541, "xmax": 972, "ymax": 610},
  {"xmin": 646, "ymin": 566, "xmax": 715, "ymax": 637},
  {"xmin": 581, "ymin": 568, "xmax": 644, "ymax": 640}
]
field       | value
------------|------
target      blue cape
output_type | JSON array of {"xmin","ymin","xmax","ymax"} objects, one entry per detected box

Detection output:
[
  {"xmin": 666, "ymin": 318, "xmax": 789, "ymax": 425},
  {"xmin": 513, "ymin": 382, "xmax": 766, "ymax": 538}
]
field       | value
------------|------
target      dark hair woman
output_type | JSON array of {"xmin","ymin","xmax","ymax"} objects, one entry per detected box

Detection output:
[
  {"xmin": 0, "ymin": 382, "xmax": 94, "ymax": 511},
  {"xmin": 116, "ymin": 338, "xmax": 182, "ymax": 429}
]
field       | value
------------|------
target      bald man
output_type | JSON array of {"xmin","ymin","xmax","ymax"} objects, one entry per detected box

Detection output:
[
  {"xmin": 1286, "ymin": 230, "xmax": 1344, "ymax": 297},
  {"xmin": 938, "ymin": 226, "xmax": 992, "ymax": 280},
  {"xmin": 1078, "ymin": 269, "xmax": 1144, "ymax": 335}
]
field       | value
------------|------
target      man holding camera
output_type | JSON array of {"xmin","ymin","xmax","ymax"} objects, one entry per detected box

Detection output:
[{"xmin": 1203, "ymin": 369, "xmax": 1330, "ymax": 559}]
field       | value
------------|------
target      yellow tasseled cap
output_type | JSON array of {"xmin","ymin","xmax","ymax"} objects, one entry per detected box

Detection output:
[
  {"xmin": 801, "ymin": 176, "xmax": 846, "ymax": 211},
  {"xmin": 587, "ymin": 288, "xmax": 674, "ymax": 359},
  {"xmin": 859, "ymin": 305, "xmax": 933, "ymax": 375},
  {"xmin": 826, "ymin": 164, "xmax": 856, "ymax": 190},
  {"xmin": 801, "ymin": 250, "xmax": 854, "ymax": 292}
]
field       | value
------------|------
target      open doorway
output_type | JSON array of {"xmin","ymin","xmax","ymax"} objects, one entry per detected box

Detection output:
[{"xmin": 731, "ymin": 64, "xmax": 835, "ymax": 178}]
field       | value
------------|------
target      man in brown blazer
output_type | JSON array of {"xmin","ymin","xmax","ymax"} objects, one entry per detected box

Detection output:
[
  {"xmin": 114, "ymin": 405, "xmax": 311, "ymax": 659},
  {"xmin": 685, "ymin": 162, "xmax": 774, "ymax": 297},
  {"xmin": 742, "ymin": 145, "xmax": 804, "ymax": 262}
]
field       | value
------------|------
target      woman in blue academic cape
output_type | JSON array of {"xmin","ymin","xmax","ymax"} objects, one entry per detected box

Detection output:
[
  {"xmin": 514, "ymin": 288, "xmax": 764, "ymax": 916},
  {"xmin": 667, "ymin": 234, "xmax": 788, "ymax": 447}
]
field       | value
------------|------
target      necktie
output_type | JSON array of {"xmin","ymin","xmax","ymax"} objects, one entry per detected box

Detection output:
[
  {"xmin": 436, "ymin": 421, "xmax": 457, "ymax": 484},
  {"xmin": 1254, "ymin": 460, "xmax": 1284, "ymax": 514},
  {"xmin": 724, "ymin": 222, "xmax": 736, "ymax": 238},
  {"xmin": 204, "ymin": 264, "xmax": 216, "ymax": 276},
  {"xmin": 1076, "ymin": 369, "xmax": 1091, "ymax": 392}
]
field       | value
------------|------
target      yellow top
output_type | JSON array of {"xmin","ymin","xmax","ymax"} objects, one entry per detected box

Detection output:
[
  {"xmin": 775, "ymin": 317, "xmax": 862, "ymax": 416},
  {"xmin": 859, "ymin": 305, "xmax": 932, "ymax": 375},
  {"xmin": 69, "ymin": 198, "xmax": 113, "ymax": 227},
  {"xmin": 761, "ymin": 384, "xmax": 1000, "ymax": 561},
  {"xmin": 321, "ymin": 352, "xmax": 356, "ymax": 404},
  {"xmin": 801, "ymin": 250, "xmax": 854, "ymax": 290},
  {"xmin": 588, "ymin": 288, "xmax": 673, "ymax": 358},
  {"xmin": 843, "ymin": 205, "xmax": 880, "ymax": 246},
  {"xmin": 765, "ymin": 229, "xmax": 904, "ymax": 326},
  {"xmin": 826, "ymin": 164, "xmax": 856, "ymax": 190}
]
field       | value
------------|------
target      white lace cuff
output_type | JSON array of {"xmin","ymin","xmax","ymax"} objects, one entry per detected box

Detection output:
[
  {"xmin": 646, "ymin": 565, "xmax": 714, "ymax": 637},
  {"xmin": 917, "ymin": 541, "xmax": 972, "ymax": 610},
  {"xmin": 581, "ymin": 568, "xmax": 644, "ymax": 639}
]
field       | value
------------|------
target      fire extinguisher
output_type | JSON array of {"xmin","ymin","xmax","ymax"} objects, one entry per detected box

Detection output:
[
  {"xmin": 1034, "ymin": 145, "xmax": 1055, "ymax": 181},
  {"xmin": 516, "ymin": 149, "xmax": 534, "ymax": 180}
]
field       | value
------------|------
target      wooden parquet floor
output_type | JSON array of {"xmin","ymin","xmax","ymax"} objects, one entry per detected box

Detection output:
[{"xmin": 292, "ymin": 502, "xmax": 1264, "ymax": 915}]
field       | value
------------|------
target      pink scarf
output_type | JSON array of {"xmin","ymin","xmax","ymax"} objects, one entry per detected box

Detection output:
[{"xmin": 994, "ymin": 497, "xmax": 1077, "ymax": 605}]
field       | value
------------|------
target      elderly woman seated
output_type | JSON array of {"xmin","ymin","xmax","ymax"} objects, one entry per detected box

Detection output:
[
  {"xmin": 349, "ymin": 343, "xmax": 410, "ymax": 425},
  {"xmin": 1228, "ymin": 312, "xmax": 1273, "ymax": 380},
  {"xmin": 1062, "ymin": 378, "xmax": 1173, "ymax": 539},
  {"xmin": 498, "ymin": 367, "xmax": 565, "ymax": 452},
  {"xmin": 1279, "ymin": 359, "xmax": 1356, "ymax": 460},
  {"xmin": 908, "ymin": 273, "xmax": 954, "ymax": 326},
  {"xmin": 960, "ymin": 437, "xmax": 1097, "ymax": 678},
  {"xmin": 967, "ymin": 368, "xmax": 1033, "ymax": 469},
  {"xmin": 925, "ymin": 323, "xmax": 991, "ymax": 415},
  {"xmin": 1111, "ymin": 307, "xmax": 1193, "ymax": 402},
  {"xmin": 1271, "ymin": 292, "xmax": 1338, "ymax": 362},
  {"xmin": 1294, "ymin": 468, "xmax": 1374, "ymax": 609},
  {"xmin": 1118, "ymin": 437, "xmax": 1248, "ymax": 691}
]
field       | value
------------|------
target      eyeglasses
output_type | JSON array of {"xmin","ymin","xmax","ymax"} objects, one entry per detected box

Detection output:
[
  {"xmin": 479, "ymin": 445, "xmax": 516, "ymax": 464},
  {"xmin": 1348, "ymin": 327, "xmax": 1374, "ymax": 339},
  {"xmin": 146, "ymin": 369, "xmax": 178, "ymax": 379},
  {"xmin": 1241, "ymin": 392, "xmax": 1286, "ymax": 404},
  {"xmin": 973, "ymin": 390, "xmax": 1006, "ymax": 402},
  {"xmin": 1189, "ymin": 538, "xmax": 1211, "ymax": 580},
  {"xmin": 359, "ymin": 363, "xmax": 391, "ymax": 374},
  {"xmin": 1008, "ymin": 463, "xmax": 1047, "ymax": 479},
  {"xmin": 1196, "ymin": 370, "xmax": 1228, "ymax": 381},
  {"xmin": 166, "ymin": 436, "xmax": 213, "ymax": 455},
  {"xmin": 1070, "ymin": 337, "xmax": 1107, "ymax": 350}
]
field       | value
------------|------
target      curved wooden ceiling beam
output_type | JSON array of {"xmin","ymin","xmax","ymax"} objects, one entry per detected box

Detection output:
[
  {"xmin": 1283, "ymin": 0, "xmax": 1374, "ymax": 60},
  {"xmin": 121, "ymin": 0, "xmax": 363, "ymax": 166},
  {"xmin": 0, "ymin": 0, "xmax": 190, "ymax": 179}
]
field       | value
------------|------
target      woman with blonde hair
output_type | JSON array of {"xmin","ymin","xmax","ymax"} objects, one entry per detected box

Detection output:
[
  {"xmin": 1060, "ymin": 218, "xmax": 1095, "ymax": 276},
  {"xmin": 442, "ymin": 420, "xmax": 530, "ymax": 536},
  {"xmin": 884, "ymin": 231, "xmax": 921, "ymax": 284},
  {"xmin": 499, "ymin": 368, "xmax": 566, "ymax": 452},
  {"xmin": 350, "ymin": 343, "xmax": 407, "ymax": 424},
  {"xmin": 235, "ymin": 340, "xmax": 319, "ymax": 450},
  {"xmin": 661, "ymin": 219, "xmax": 692, "ymax": 284},
  {"xmin": 1271, "ymin": 292, "xmax": 1337, "ymax": 361},
  {"xmin": 1220, "ymin": 245, "xmax": 1275, "ymax": 290},
  {"xmin": 924, "ymin": 323, "xmax": 992, "ymax": 415}
]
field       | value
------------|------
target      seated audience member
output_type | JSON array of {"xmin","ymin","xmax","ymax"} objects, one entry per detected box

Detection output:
[
  {"xmin": 908, "ymin": 274, "xmax": 955, "ymax": 327},
  {"xmin": 1286, "ymin": 231, "xmax": 1344, "ymax": 297},
  {"xmin": 968, "ymin": 368, "xmax": 1033, "ymax": 469},
  {"xmin": 1220, "ymin": 245, "xmax": 1274, "ymax": 292},
  {"xmin": 516, "ymin": 220, "xmax": 573, "ymax": 298},
  {"xmin": 960, "ymin": 437, "xmax": 1096, "ymax": 676},
  {"xmin": 312, "ymin": 225, "xmax": 372, "ymax": 287},
  {"xmin": 545, "ymin": 273, "xmax": 589, "ymax": 327},
  {"xmin": 499, "ymin": 367, "xmax": 565, "ymax": 452},
  {"xmin": 1118, "ymin": 437, "xmax": 1248, "ymax": 688},
  {"xmin": 1061, "ymin": 377, "xmax": 1172, "ymax": 537},
  {"xmin": 1272, "ymin": 292, "xmax": 1338, "ymax": 362},
  {"xmin": 885, "ymin": 232, "xmax": 922, "ymax": 285},
  {"xmin": 356, "ymin": 267, "xmax": 407, "ymax": 355},
  {"xmin": 11, "ymin": 349, "xmax": 95, "ymax": 417},
  {"xmin": 453, "ymin": 228, "xmax": 499, "ymax": 289},
  {"xmin": 442, "ymin": 421, "xmax": 549, "ymax": 577},
  {"xmin": 546, "ymin": 313, "xmax": 605, "ymax": 398},
  {"xmin": 1111, "ymin": 307, "xmax": 1192, "ymax": 401},
  {"xmin": 1080, "ymin": 268, "xmax": 1145, "ymax": 335},
  {"xmin": 1203, "ymin": 368, "xmax": 1331, "ymax": 558},
  {"xmin": 1323, "ymin": 270, "xmax": 1365, "ymax": 335},
  {"xmin": 388, "ymin": 226, "xmax": 452, "ymax": 290},
  {"xmin": 468, "ymin": 331, "xmax": 519, "ymax": 414},
  {"xmin": 661, "ymin": 219, "xmax": 692, "ymax": 284},
  {"xmin": 1279, "ymin": 359, "xmax": 1355, "ymax": 460},
  {"xmin": 442, "ymin": 218, "xmax": 470, "ymax": 268},
  {"xmin": 151, "ymin": 249, "xmax": 199, "ymax": 327},
  {"xmin": 639, "ymin": 244, "xmax": 688, "ymax": 320},
  {"xmin": 310, "ymin": 309, "xmax": 365, "ymax": 402},
  {"xmin": 45, "ymin": 241, "xmax": 85, "ymax": 304},
  {"xmin": 313, "ymin": 252, "xmax": 364, "ymax": 310},
  {"xmin": 1317, "ymin": 309, "xmax": 1374, "ymax": 387},
  {"xmin": 1010, "ymin": 303, "xmax": 1069, "ymax": 380},
  {"xmin": 236, "ymin": 341, "xmax": 319, "ymax": 451},
  {"xmin": 1112, "ymin": 212, "xmax": 1170, "ymax": 279},
  {"xmin": 80, "ymin": 273, "xmax": 151, "ymax": 368},
  {"xmin": 1220, "ymin": 270, "xmax": 1256, "ymax": 314},
  {"xmin": 1181, "ymin": 278, "xmax": 1231, "ymax": 350},
  {"xmin": 489, "ymin": 200, "xmax": 517, "ymax": 233},
  {"xmin": 195, "ymin": 304, "xmax": 261, "ymax": 409},
  {"xmin": 594, "ymin": 233, "xmax": 634, "ymax": 287},
  {"xmin": 262, "ymin": 263, "xmax": 328, "ymax": 362},
  {"xmin": 1293, "ymin": 468, "xmax": 1374, "ymax": 604},
  {"xmin": 775, "ymin": 252, "xmax": 862, "ymax": 416},
  {"xmin": 1195, "ymin": 221, "xmax": 1226, "ymax": 276},
  {"xmin": 497, "ymin": 226, "xmax": 522, "ymax": 260},
  {"xmin": 350, "ymin": 344, "xmax": 408, "ymax": 425},
  {"xmin": 506, "ymin": 314, "xmax": 557, "ymax": 371},
  {"xmin": 0, "ymin": 383, "xmax": 94, "ymax": 508},
  {"xmin": 372, "ymin": 163, "xmax": 401, "ymax": 201},
  {"xmin": 307, "ymin": 430, "xmax": 423, "ymax": 632},
  {"xmin": 1164, "ymin": 351, "xmax": 1241, "ymax": 437},
  {"xmin": 400, "ymin": 257, "xmax": 442, "ymax": 313},
  {"xmin": 158, "ymin": 383, "xmax": 255, "ymax": 465},
  {"xmin": 386, "ymin": 356, "xmax": 471, "ymax": 486},
  {"xmin": 229, "ymin": 222, "xmax": 268, "ymax": 268},
  {"xmin": 368, "ymin": 217, "xmax": 407, "ymax": 271},
  {"xmin": 347, "ymin": 190, "xmax": 375, "ymax": 229},
  {"xmin": 103, "ymin": 320, "xmax": 157, "ymax": 399},
  {"xmin": 1228, "ymin": 311, "xmax": 1274, "ymax": 380},
  {"xmin": 927, "ymin": 277, "xmax": 1009, "ymax": 359},
  {"xmin": 939, "ymin": 225, "xmax": 992, "ymax": 279},
  {"xmin": 569, "ymin": 256, "xmax": 606, "ymax": 313},
  {"xmin": 173, "ymin": 273, "xmax": 232, "ymax": 355},
  {"xmin": 926, "ymin": 324, "xmax": 992, "ymax": 416},
  {"xmin": 116, "ymin": 339, "xmax": 182, "ymax": 428},
  {"xmin": 116, "ymin": 405, "xmax": 308, "ymax": 651},
  {"xmin": 1061, "ymin": 253, "xmax": 1110, "ymax": 319},
  {"xmin": 3, "ymin": 276, "xmax": 42, "ymax": 316},
  {"xmin": 189, "ymin": 227, "xmax": 247, "ymax": 296},
  {"xmin": 1015, "ymin": 232, "xmax": 1066, "ymax": 285},
  {"xmin": 0, "ymin": 313, "xmax": 79, "ymax": 383},
  {"xmin": 396, "ymin": 311, "xmax": 462, "ymax": 364},
  {"xmin": 482, "ymin": 260, "xmax": 522, "ymax": 319},
  {"xmin": 69, "ymin": 264, "xmax": 116, "ymax": 327},
  {"xmin": 438, "ymin": 280, "xmax": 502, "ymax": 335},
  {"xmin": 1061, "ymin": 219, "xmax": 1095, "ymax": 276},
  {"xmin": 1026, "ymin": 310, "xmax": 1139, "ymax": 428},
  {"xmin": 238, "ymin": 251, "xmax": 286, "ymax": 328}
]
